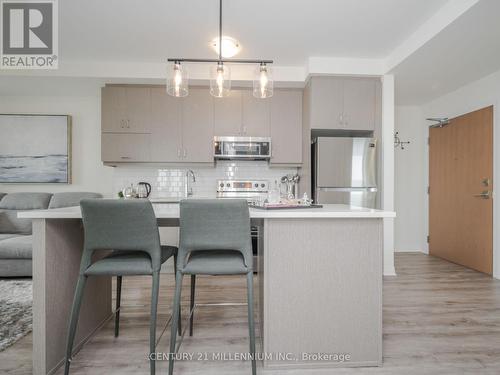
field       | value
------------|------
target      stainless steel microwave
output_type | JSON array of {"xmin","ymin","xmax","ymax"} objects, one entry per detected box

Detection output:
[{"xmin": 214, "ymin": 136, "xmax": 271, "ymax": 160}]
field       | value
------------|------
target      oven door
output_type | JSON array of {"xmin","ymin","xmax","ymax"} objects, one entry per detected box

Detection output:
[{"xmin": 214, "ymin": 137, "xmax": 271, "ymax": 159}]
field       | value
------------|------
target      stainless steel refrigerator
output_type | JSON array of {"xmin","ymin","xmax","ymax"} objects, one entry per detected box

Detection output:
[{"xmin": 312, "ymin": 137, "xmax": 378, "ymax": 208}]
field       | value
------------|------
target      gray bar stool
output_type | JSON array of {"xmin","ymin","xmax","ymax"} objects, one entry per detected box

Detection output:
[
  {"xmin": 64, "ymin": 199, "xmax": 179, "ymax": 375},
  {"xmin": 168, "ymin": 199, "xmax": 256, "ymax": 375}
]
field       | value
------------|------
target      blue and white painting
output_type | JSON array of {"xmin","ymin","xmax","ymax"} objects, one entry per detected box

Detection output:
[{"xmin": 0, "ymin": 115, "xmax": 71, "ymax": 183}]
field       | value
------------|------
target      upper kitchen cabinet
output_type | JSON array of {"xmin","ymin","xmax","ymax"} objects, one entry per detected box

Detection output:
[
  {"xmin": 242, "ymin": 90, "xmax": 270, "ymax": 136},
  {"xmin": 150, "ymin": 87, "xmax": 182, "ymax": 162},
  {"xmin": 214, "ymin": 90, "xmax": 242, "ymax": 136},
  {"xmin": 342, "ymin": 78, "xmax": 376, "ymax": 131},
  {"xmin": 214, "ymin": 89, "xmax": 270, "ymax": 137},
  {"xmin": 270, "ymin": 90, "xmax": 302, "ymax": 165},
  {"xmin": 309, "ymin": 76, "xmax": 344, "ymax": 130},
  {"xmin": 101, "ymin": 133, "xmax": 151, "ymax": 163},
  {"xmin": 308, "ymin": 76, "xmax": 376, "ymax": 131},
  {"xmin": 181, "ymin": 88, "xmax": 214, "ymax": 163},
  {"xmin": 101, "ymin": 86, "xmax": 151, "ymax": 133}
]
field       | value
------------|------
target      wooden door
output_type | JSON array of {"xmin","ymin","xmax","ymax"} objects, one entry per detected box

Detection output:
[
  {"xmin": 214, "ymin": 90, "xmax": 242, "ymax": 136},
  {"xmin": 342, "ymin": 78, "xmax": 376, "ymax": 131},
  {"xmin": 181, "ymin": 88, "xmax": 214, "ymax": 163},
  {"xmin": 150, "ymin": 88, "xmax": 182, "ymax": 162},
  {"xmin": 429, "ymin": 106, "xmax": 493, "ymax": 274},
  {"xmin": 242, "ymin": 90, "xmax": 270, "ymax": 136},
  {"xmin": 270, "ymin": 89, "xmax": 302, "ymax": 165}
]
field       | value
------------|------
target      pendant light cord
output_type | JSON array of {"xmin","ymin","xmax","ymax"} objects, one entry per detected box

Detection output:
[{"xmin": 219, "ymin": 0, "xmax": 222, "ymax": 62}]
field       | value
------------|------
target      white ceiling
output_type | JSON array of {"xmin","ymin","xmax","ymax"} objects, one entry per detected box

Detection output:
[
  {"xmin": 59, "ymin": 0, "xmax": 447, "ymax": 65},
  {"xmin": 393, "ymin": 0, "xmax": 500, "ymax": 105},
  {"xmin": 4, "ymin": 0, "xmax": 500, "ymax": 106}
]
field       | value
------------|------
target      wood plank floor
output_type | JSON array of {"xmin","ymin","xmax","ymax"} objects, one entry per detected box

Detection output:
[{"xmin": 2, "ymin": 253, "xmax": 500, "ymax": 374}]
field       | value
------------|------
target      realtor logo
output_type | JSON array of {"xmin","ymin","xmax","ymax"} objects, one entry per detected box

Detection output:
[{"xmin": 1, "ymin": 0, "xmax": 58, "ymax": 69}]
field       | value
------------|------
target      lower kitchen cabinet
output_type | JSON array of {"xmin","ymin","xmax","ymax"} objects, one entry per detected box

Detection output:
[
  {"xmin": 270, "ymin": 89, "xmax": 303, "ymax": 165},
  {"xmin": 101, "ymin": 133, "xmax": 151, "ymax": 163}
]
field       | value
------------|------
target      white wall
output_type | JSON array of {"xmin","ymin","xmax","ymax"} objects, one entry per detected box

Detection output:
[
  {"xmin": 394, "ymin": 106, "xmax": 426, "ymax": 252},
  {"xmin": 0, "ymin": 86, "xmax": 115, "ymax": 196}
]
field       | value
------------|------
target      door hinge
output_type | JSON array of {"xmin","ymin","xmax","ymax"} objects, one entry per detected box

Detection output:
[
  {"xmin": 427, "ymin": 137, "xmax": 430, "ymax": 146},
  {"xmin": 427, "ymin": 186, "xmax": 430, "ymax": 194},
  {"xmin": 427, "ymin": 235, "xmax": 430, "ymax": 243}
]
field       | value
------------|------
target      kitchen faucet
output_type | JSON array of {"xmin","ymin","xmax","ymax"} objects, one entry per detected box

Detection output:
[{"xmin": 184, "ymin": 169, "xmax": 196, "ymax": 197}]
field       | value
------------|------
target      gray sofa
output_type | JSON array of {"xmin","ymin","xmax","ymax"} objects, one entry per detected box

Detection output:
[{"xmin": 0, "ymin": 192, "xmax": 102, "ymax": 277}]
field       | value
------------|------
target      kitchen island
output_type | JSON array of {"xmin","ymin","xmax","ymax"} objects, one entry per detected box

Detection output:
[{"xmin": 19, "ymin": 203, "xmax": 395, "ymax": 374}]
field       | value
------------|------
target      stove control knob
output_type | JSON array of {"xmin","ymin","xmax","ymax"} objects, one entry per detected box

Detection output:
[
  {"xmin": 226, "ymin": 183, "xmax": 231, "ymax": 187},
  {"xmin": 219, "ymin": 183, "xmax": 224, "ymax": 188},
  {"xmin": 261, "ymin": 183, "xmax": 265, "ymax": 188},
  {"xmin": 254, "ymin": 183, "xmax": 259, "ymax": 188}
]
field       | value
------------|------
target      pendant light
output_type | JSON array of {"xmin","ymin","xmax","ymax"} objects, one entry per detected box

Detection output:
[
  {"xmin": 253, "ymin": 63, "xmax": 273, "ymax": 98},
  {"xmin": 210, "ymin": 62, "xmax": 231, "ymax": 98},
  {"xmin": 166, "ymin": 61, "xmax": 188, "ymax": 97},
  {"xmin": 167, "ymin": 0, "xmax": 273, "ymax": 99}
]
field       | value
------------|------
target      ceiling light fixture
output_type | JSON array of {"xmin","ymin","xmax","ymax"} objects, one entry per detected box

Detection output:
[
  {"xmin": 211, "ymin": 36, "xmax": 241, "ymax": 58},
  {"xmin": 167, "ymin": 0, "xmax": 273, "ymax": 99}
]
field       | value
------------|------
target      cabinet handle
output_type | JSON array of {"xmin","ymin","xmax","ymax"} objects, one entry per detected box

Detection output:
[
  {"xmin": 339, "ymin": 114, "xmax": 343, "ymax": 126},
  {"xmin": 120, "ymin": 156, "xmax": 131, "ymax": 159},
  {"xmin": 177, "ymin": 149, "xmax": 181, "ymax": 158},
  {"xmin": 120, "ymin": 120, "xmax": 124, "ymax": 129},
  {"xmin": 127, "ymin": 119, "xmax": 131, "ymax": 129},
  {"xmin": 183, "ymin": 149, "xmax": 187, "ymax": 158},
  {"xmin": 242, "ymin": 126, "xmax": 247, "ymax": 135}
]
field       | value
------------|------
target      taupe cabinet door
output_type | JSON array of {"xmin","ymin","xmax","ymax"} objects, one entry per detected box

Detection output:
[
  {"xmin": 270, "ymin": 90, "xmax": 302, "ymax": 164},
  {"xmin": 308, "ymin": 77, "xmax": 376, "ymax": 131},
  {"xmin": 101, "ymin": 133, "xmax": 151, "ymax": 162},
  {"xmin": 309, "ymin": 77, "xmax": 343, "ymax": 130},
  {"xmin": 242, "ymin": 90, "xmax": 270, "ymax": 136},
  {"xmin": 343, "ymin": 78, "xmax": 376, "ymax": 130},
  {"xmin": 214, "ymin": 89, "xmax": 270, "ymax": 137},
  {"xmin": 150, "ymin": 88, "xmax": 182, "ymax": 162},
  {"xmin": 181, "ymin": 89, "xmax": 214, "ymax": 163},
  {"xmin": 214, "ymin": 90, "xmax": 242, "ymax": 136},
  {"xmin": 102, "ymin": 87, "xmax": 151, "ymax": 133}
]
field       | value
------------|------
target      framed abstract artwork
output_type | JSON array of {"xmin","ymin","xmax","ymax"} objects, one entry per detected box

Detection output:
[{"xmin": 0, "ymin": 114, "xmax": 72, "ymax": 183}]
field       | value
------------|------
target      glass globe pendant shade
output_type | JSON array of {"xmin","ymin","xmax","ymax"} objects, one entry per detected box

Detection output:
[
  {"xmin": 210, "ymin": 63, "xmax": 231, "ymax": 98},
  {"xmin": 166, "ymin": 62, "xmax": 188, "ymax": 97},
  {"xmin": 253, "ymin": 64, "xmax": 273, "ymax": 99}
]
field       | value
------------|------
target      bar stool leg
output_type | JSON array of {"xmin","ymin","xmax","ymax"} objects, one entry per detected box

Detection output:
[
  {"xmin": 173, "ymin": 254, "xmax": 182, "ymax": 336},
  {"xmin": 150, "ymin": 271, "xmax": 160, "ymax": 375},
  {"xmin": 169, "ymin": 271, "xmax": 184, "ymax": 375},
  {"xmin": 64, "ymin": 274, "xmax": 88, "ymax": 375},
  {"xmin": 246, "ymin": 272, "xmax": 256, "ymax": 375},
  {"xmin": 114, "ymin": 276, "xmax": 122, "ymax": 337},
  {"xmin": 189, "ymin": 275, "xmax": 196, "ymax": 336}
]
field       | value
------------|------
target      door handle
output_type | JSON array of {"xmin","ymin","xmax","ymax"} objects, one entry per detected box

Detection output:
[{"xmin": 473, "ymin": 191, "xmax": 491, "ymax": 199}]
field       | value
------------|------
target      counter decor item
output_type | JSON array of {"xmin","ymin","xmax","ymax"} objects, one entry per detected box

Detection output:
[
  {"xmin": 122, "ymin": 184, "xmax": 137, "ymax": 199},
  {"xmin": 137, "ymin": 182, "xmax": 152, "ymax": 198},
  {"xmin": 0, "ymin": 114, "xmax": 72, "ymax": 183},
  {"xmin": 280, "ymin": 173, "xmax": 300, "ymax": 199}
]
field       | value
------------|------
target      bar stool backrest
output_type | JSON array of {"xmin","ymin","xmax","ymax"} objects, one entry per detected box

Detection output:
[
  {"xmin": 179, "ymin": 199, "xmax": 253, "ymax": 270},
  {"xmin": 79, "ymin": 199, "xmax": 162, "ymax": 274}
]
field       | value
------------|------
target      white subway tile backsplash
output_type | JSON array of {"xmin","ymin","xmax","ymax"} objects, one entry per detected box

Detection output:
[{"xmin": 112, "ymin": 161, "xmax": 297, "ymax": 199}]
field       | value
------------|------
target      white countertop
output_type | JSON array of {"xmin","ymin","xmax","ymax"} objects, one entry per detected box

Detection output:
[{"xmin": 18, "ymin": 203, "xmax": 395, "ymax": 219}]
